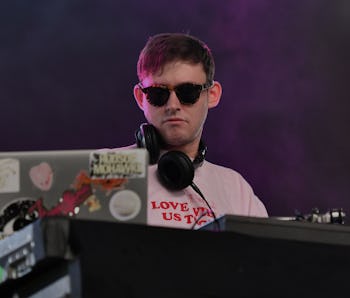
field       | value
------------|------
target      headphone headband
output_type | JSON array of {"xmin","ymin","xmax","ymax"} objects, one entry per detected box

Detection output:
[{"xmin": 135, "ymin": 123, "xmax": 207, "ymax": 165}]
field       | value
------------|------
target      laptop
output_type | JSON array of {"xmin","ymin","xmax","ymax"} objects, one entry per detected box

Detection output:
[{"xmin": 0, "ymin": 148, "xmax": 148, "ymax": 237}]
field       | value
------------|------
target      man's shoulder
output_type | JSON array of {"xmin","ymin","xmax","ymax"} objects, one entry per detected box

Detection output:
[
  {"xmin": 200, "ymin": 160, "xmax": 253, "ymax": 186},
  {"xmin": 202, "ymin": 160, "xmax": 240, "ymax": 176}
]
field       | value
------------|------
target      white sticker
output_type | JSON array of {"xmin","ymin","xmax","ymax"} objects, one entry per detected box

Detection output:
[
  {"xmin": 0, "ymin": 159, "xmax": 20, "ymax": 193},
  {"xmin": 109, "ymin": 190, "xmax": 141, "ymax": 221},
  {"xmin": 90, "ymin": 149, "xmax": 147, "ymax": 179}
]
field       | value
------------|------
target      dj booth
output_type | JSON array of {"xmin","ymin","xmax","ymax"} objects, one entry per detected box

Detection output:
[{"xmin": 1, "ymin": 215, "xmax": 350, "ymax": 297}]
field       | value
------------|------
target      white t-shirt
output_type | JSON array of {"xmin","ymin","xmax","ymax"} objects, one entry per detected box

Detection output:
[{"xmin": 147, "ymin": 159, "xmax": 268, "ymax": 229}]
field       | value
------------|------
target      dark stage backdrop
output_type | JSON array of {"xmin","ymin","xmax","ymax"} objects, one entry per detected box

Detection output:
[{"xmin": 1, "ymin": 0, "xmax": 350, "ymax": 217}]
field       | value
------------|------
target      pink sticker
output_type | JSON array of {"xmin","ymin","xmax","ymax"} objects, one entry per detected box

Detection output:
[{"xmin": 29, "ymin": 162, "xmax": 53, "ymax": 191}]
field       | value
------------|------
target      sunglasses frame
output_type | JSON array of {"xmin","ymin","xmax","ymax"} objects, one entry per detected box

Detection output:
[{"xmin": 138, "ymin": 81, "xmax": 213, "ymax": 107}]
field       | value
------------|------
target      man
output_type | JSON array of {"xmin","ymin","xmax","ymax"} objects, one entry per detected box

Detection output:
[{"xmin": 133, "ymin": 32, "xmax": 267, "ymax": 229}]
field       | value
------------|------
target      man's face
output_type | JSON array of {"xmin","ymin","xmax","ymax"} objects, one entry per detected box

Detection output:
[{"xmin": 136, "ymin": 61, "xmax": 211, "ymax": 149}]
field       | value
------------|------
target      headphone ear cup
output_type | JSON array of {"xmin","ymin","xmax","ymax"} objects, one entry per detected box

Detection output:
[
  {"xmin": 135, "ymin": 123, "xmax": 161, "ymax": 165},
  {"xmin": 157, "ymin": 151, "xmax": 194, "ymax": 191}
]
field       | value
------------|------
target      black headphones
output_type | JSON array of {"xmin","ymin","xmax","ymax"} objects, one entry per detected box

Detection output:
[{"xmin": 135, "ymin": 123, "xmax": 207, "ymax": 190}]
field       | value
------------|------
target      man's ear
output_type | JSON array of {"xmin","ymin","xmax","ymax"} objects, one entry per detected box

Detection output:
[
  {"xmin": 208, "ymin": 81, "xmax": 222, "ymax": 109},
  {"xmin": 134, "ymin": 84, "xmax": 145, "ymax": 111}
]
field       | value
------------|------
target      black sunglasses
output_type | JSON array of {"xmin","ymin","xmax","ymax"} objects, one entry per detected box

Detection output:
[{"xmin": 138, "ymin": 81, "xmax": 213, "ymax": 107}]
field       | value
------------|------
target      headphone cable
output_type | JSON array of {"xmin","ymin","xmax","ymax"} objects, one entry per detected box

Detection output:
[{"xmin": 190, "ymin": 182, "xmax": 221, "ymax": 231}]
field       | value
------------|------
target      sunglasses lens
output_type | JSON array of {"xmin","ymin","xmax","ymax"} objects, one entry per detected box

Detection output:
[
  {"xmin": 144, "ymin": 87, "xmax": 170, "ymax": 106},
  {"xmin": 175, "ymin": 84, "xmax": 202, "ymax": 104}
]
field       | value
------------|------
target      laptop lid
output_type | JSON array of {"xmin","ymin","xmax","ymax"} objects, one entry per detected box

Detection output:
[{"xmin": 0, "ymin": 148, "xmax": 148, "ymax": 237}]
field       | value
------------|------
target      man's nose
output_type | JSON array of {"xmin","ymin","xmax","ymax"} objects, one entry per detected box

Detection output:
[{"xmin": 165, "ymin": 90, "xmax": 181, "ymax": 109}]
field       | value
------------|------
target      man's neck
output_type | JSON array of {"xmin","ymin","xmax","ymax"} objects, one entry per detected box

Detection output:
[{"xmin": 163, "ymin": 141, "xmax": 200, "ymax": 160}]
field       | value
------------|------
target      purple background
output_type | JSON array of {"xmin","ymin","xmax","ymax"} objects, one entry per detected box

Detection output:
[{"xmin": 1, "ymin": 0, "xmax": 350, "ymax": 217}]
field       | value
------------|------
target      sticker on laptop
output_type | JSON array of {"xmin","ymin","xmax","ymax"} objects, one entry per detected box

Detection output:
[
  {"xmin": 0, "ymin": 159, "xmax": 20, "ymax": 193},
  {"xmin": 73, "ymin": 171, "xmax": 127, "ymax": 196},
  {"xmin": 84, "ymin": 195, "xmax": 101, "ymax": 212},
  {"xmin": 29, "ymin": 162, "xmax": 53, "ymax": 191},
  {"xmin": 0, "ymin": 198, "xmax": 38, "ymax": 236},
  {"xmin": 109, "ymin": 190, "xmax": 141, "ymax": 221},
  {"xmin": 89, "ymin": 149, "xmax": 147, "ymax": 179}
]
